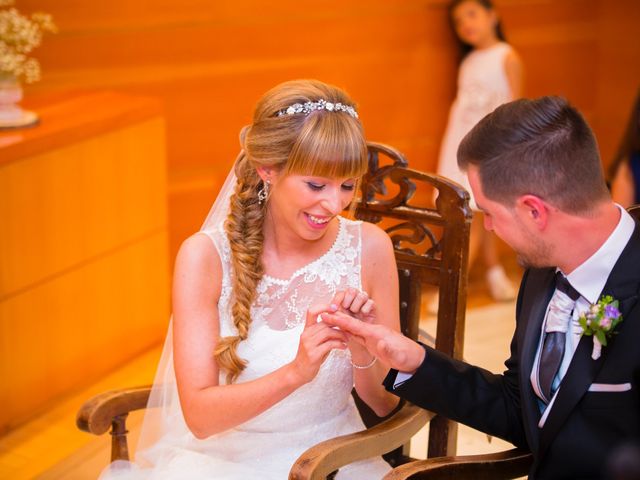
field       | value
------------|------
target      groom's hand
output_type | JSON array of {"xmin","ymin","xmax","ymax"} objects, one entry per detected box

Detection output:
[{"xmin": 320, "ymin": 310, "xmax": 425, "ymax": 373}]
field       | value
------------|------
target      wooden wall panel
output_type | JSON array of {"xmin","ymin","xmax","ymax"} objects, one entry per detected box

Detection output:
[
  {"xmin": 502, "ymin": 0, "xmax": 640, "ymax": 166},
  {"xmin": 20, "ymin": 0, "xmax": 457, "ymax": 258},
  {"xmin": 16, "ymin": 0, "xmax": 640, "ymax": 260},
  {"xmin": 0, "ymin": 233, "xmax": 169, "ymax": 432},
  {"xmin": 0, "ymin": 101, "xmax": 170, "ymax": 432},
  {"xmin": 500, "ymin": 0, "xmax": 599, "ymax": 117},
  {"xmin": 0, "ymin": 119, "xmax": 167, "ymax": 297},
  {"xmin": 593, "ymin": 0, "xmax": 640, "ymax": 167}
]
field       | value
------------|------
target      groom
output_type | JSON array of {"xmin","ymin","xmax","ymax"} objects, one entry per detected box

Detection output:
[{"xmin": 323, "ymin": 97, "xmax": 640, "ymax": 479}]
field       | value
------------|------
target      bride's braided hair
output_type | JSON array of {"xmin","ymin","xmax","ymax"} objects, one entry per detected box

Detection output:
[{"xmin": 213, "ymin": 79, "xmax": 368, "ymax": 384}]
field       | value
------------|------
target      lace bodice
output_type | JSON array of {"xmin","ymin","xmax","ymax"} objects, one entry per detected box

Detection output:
[
  {"xmin": 203, "ymin": 216, "xmax": 365, "ymax": 430},
  {"xmin": 210, "ymin": 215, "xmax": 362, "ymax": 333}
]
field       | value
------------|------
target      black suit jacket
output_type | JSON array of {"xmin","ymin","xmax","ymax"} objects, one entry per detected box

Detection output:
[{"xmin": 384, "ymin": 222, "xmax": 640, "ymax": 479}]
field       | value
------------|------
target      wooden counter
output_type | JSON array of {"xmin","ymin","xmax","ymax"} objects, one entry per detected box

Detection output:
[{"xmin": 0, "ymin": 92, "xmax": 170, "ymax": 433}]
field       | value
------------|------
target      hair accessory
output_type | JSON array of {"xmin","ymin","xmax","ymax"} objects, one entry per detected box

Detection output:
[
  {"xmin": 276, "ymin": 99, "xmax": 358, "ymax": 119},
  {"xmin": 257, "ymin": 180, "xmax": 270, "ymax": 205},
  {"xmin": 351, "ymin": 355, "xmax": 377, "ymax": 370}
]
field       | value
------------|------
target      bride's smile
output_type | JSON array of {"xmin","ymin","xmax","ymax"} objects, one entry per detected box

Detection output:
[{"xmin": 305, "ymin": 212, "xmax": 332, "ymax": 228}]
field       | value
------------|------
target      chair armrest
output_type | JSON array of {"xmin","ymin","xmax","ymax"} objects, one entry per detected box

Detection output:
[
  {"xmin": 76, "ymin": 385, "xmax": 152, "ymax": 435},
  {"xmin": 382, "ymin": 447, "xmax": 533, "ymax": 480},
  {"xmin": 289, "ymin": 403, "xmax": 433, "ymax": 480}
]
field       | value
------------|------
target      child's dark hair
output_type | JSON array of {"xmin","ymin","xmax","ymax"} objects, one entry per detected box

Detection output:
[{"xmin": 448, "ymin": 0, "xmax": 507, "ymax": 59}]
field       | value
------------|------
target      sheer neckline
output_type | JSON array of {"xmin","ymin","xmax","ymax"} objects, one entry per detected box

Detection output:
[{"xmin": 262, "ymin": 216, "xmax": 346, "ymax": 286}]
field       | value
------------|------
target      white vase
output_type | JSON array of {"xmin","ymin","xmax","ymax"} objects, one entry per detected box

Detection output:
[{"xmin": 0, "ymin": 74, "xmax": 38, "ymax": 129}]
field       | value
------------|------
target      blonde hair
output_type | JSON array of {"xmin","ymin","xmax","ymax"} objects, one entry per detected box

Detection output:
[{"xmin": 214, "ymin": 79, "xmax": 368, "ymax": 383}]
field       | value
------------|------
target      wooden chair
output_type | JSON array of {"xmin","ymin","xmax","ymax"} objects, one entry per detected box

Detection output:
[
  {"xmin": 76, "ymin": 142, "xmax": 474, "ymax": 475},
  {"xmin": 381, "ymin": 448, "xmax": 533, "ymax": 480}
]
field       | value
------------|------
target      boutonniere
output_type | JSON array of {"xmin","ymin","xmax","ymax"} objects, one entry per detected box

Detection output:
[{"xmin": 578, "ymin": 295, "xmax": 623, "ymax": 360}]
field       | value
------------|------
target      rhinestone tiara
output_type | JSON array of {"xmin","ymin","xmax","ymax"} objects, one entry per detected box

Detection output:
[{"xmin": 276, "ymin": 99, "xmax": 358, "ymax": 119}]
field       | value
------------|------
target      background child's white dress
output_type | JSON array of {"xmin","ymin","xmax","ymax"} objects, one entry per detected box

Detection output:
[
  {"xmin": 100, "ymin": 216, "xmax": 390, "ymax": 479},
  {"xmin": 437, "ymin": 42, "xmax": 515, "ymax": 209}
]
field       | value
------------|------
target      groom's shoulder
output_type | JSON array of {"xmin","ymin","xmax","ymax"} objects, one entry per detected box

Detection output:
[
  {"xmin": 526, "ymin": 266, "xmax": 556, "ymax": 277},
  {"xmin": 519, "ymin": 267, "xmax": 556, "ymax": 295},
  {"xmin": 626, "ymin": 217, "xmax": 640, "ymax": 247}
]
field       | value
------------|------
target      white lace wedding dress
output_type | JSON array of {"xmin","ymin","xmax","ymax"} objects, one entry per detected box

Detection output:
[{"xmin": 100, "ymin": 216, "xmax": 390, "ymax": 479}]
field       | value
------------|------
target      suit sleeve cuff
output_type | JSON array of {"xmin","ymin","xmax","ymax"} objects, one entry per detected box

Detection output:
[{"xmin": 382, "ymin": 342, "xmax": 428, "ymax": 391}]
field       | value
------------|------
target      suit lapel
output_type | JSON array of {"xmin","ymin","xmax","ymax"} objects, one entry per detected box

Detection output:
[
  {"xmin": 519, "ymin": 268, "xmax": 556, "ymax": 451},
  {"xmin": 538, "ymin": 222, "xmax": 640, "ymax": 459}
]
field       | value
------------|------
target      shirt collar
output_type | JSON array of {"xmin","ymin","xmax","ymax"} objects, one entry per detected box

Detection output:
[{"xmin": 561, "ymin": 205, "xmax": 635, "ymax": 304}]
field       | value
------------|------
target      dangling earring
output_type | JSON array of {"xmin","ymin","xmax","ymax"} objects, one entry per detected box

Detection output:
[{"xmin": 258, "ymin": 180, "xmax": 270, "ymax": 205}]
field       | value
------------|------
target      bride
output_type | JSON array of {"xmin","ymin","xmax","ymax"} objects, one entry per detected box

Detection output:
[{"xmin": 101, "ymin": 79, "xmax": 401, "ymax": 479}]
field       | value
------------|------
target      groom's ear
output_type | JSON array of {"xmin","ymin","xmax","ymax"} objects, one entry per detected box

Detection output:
[{"xmin": 517, "ymin": 195, "xmax": 549, "ymax": 230}]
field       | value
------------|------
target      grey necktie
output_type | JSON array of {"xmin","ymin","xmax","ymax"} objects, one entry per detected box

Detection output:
[{"xmin": 538, "ymin": 273, "xmax": 581, "ymax": 403}]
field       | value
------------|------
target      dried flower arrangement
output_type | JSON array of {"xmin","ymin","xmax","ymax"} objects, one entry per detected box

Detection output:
[{"xmin": 0, "ymin": 0, "xmax": 56, "ymax": 83}]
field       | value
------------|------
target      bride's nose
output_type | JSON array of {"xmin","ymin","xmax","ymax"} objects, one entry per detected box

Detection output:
[{"xmin": 321, "ymin": 188, "xmax": 343, "ymax": 215}]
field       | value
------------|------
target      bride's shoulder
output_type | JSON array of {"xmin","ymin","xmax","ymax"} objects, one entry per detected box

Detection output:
[
  {"xmin": 358, "ymin": 222, "xmax": 397, "ymax": 294},
  {"xmin": 359, "ymin": 221, "xmax": 394, "ymax": 258},
  {"xmin": 174, "ymin": 233, "xmax": 223, "ymax": 294}
]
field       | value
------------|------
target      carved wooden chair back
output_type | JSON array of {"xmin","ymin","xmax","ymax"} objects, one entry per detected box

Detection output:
[{"xmin": 353, "ymin": 142, "xmax": 472, "ymax": 459}]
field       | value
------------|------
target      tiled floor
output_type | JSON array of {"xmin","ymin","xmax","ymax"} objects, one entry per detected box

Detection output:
[{"xmin": 0, "ymin": 262, "xmax": 523, "ymax": 479}]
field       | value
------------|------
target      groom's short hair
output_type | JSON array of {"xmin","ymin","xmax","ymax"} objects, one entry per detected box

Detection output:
[{"xmin": 457, "ymin": 96, "xmax": 610, "ymax": 214}]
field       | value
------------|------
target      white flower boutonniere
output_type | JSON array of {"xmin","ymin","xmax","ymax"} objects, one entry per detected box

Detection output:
[{"xmin": 578, "ymin": 295, "xmax": 623, "ymax": 360}]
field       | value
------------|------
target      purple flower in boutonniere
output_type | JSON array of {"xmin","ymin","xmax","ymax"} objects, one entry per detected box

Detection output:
[{"xmin": 578, "ymin": 295, "xmax": 623, "ymax": 360}]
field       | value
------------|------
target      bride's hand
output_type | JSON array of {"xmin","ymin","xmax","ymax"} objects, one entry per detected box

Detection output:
[
  {"xmin": 331, "ymin": 289, "xmax": 378, "ymax": 362},
  {"xmin": 290, "ymin": 304, "xmax": 348, "ymax": 384},
  {"xmin": 332, "ymin": 288, "xmax": 376, "ymax": 324}
]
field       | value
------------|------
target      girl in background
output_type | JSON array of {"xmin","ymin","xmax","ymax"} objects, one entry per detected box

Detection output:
[
  {"xmin": 609, "ymin": 88, "xmax": 640, "ymax": 207},
  {"xmin": 436, "ymin": 0, "xmax": 523, "ymax": 301}
]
